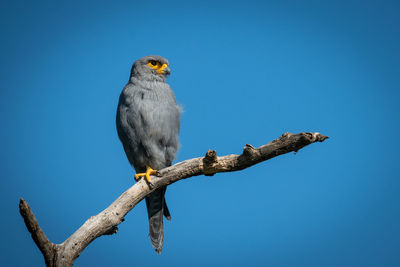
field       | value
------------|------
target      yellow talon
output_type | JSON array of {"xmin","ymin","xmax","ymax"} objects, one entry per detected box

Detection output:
[{"xmin": 134, "ymin": 166, "xmax": 157, "ymax": 183}]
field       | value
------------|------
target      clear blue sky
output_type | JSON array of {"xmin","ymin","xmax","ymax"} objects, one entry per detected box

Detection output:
[{"xmin": 1, "ymin": 1, "xmax": 399, "ymax": 266}]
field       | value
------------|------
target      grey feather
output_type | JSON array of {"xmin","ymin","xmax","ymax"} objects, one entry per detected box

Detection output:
[{"xmin": 116, "ymin": 55, "xmax": 180, "ymax": 254}]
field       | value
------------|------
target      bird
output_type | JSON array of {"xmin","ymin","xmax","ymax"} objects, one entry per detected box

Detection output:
[{"xmin": 116, "ymin": 55, "xmax": 181, "ymax": 254}]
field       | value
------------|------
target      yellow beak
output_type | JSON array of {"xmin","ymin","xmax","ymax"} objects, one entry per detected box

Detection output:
[{"xmin": 157, "ymin": 63, "xmax": 169, "ymax": 74}]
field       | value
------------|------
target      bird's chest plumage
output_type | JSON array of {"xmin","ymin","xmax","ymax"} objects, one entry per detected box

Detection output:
[
  {"xmin": 117, "ymin": 79, "xmax": 180, "ymax": 169},
  {"xmin": 128, "ymin": 81, "xmax": 179, "ymax": 132}
]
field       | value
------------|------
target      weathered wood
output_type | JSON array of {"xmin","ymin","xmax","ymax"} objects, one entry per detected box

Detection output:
[
  {"xmin": 19, "ymin": 132, "xmax": 328, "ymax": 266},
  {"xmin": 19, "ymin": 199, "xmax": 57, "ymax": 266}
]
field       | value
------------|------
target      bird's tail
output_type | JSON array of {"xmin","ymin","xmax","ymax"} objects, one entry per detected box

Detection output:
[{"xmin": 145, "ymin": 186, "xmax": 170, "ymax": 254}]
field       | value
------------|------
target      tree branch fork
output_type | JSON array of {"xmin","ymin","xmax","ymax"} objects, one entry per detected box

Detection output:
[{"xmin": 19, "ymin": 132, "xmax": 328, "ymax": 266}]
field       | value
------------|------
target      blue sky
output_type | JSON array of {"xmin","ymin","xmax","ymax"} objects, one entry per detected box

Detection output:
[{"xmin": 1, "ymin": 0, "xmax": 399, "ymax": 266}]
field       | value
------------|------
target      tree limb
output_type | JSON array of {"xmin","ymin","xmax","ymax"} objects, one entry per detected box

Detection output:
[
  {"xmin": 19, "ymin": 132, "xmax": 328, "ymax": 267},
  {"xmin": 19, "ymin": 199, "xmax": 57, "ymax": 266}
]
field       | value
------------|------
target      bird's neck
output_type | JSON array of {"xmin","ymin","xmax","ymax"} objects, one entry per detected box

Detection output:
[
  {"xmin": 130, "ymin": 77, "xmax": 167, "ymax": 89},
  {"xmin": 130, "ymin": 73, "xmax": 166, "ymax": 83}
]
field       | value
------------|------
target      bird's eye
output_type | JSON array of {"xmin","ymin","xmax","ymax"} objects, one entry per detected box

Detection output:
[{"xmin": 149, "ymin": 60, "xmax": 157, "ymax": 66}]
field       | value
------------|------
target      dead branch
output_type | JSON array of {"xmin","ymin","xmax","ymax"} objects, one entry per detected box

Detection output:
[{"xmin": 19, "ymin": 132, "xmax": 328, "ymax": 267}]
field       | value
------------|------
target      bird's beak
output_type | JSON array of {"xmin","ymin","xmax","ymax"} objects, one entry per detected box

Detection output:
[{"xmin": 157, "ymin": 64, "xmax": 170, "ymax": 75}]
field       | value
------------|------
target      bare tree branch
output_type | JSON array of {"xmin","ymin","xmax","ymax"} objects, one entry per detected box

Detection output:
[
  {"xmin": 19, "ymin": 132, "xmax": 328, "ymax": 267},
  {"xmin": 19, "ymin": 198, "xmax": 57, "ymax": 266}
]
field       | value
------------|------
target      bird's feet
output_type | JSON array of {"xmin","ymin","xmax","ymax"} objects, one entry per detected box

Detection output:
[{"xmin": 134, "ymin": 166, "xmax": 157, "ymax": 184}]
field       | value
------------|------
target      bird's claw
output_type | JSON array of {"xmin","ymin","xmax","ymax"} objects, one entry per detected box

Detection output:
[{"xmin": 134, "ymin": 166, "xmax": 157, "ymax": 185}]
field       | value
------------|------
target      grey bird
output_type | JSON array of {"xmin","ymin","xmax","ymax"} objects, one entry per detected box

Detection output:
[{"xmin": 116, "ymin": 55, "xmax": 180, "ymax": 254}]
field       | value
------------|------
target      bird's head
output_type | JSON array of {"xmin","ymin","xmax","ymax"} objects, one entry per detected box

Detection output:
[{"xmin": 130, "ymin": 55, "xmax": 171, "ymax": 82}]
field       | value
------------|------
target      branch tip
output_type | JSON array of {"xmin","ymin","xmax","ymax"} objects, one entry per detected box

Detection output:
[{"xmin": 19, "ymin": 198, "xmax": 55, "ymax": 266}]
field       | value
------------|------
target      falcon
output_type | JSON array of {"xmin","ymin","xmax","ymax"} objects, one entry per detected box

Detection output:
[{"xmin": 116, "ymin": 55, "xmax": 180, "ymax": 254}]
